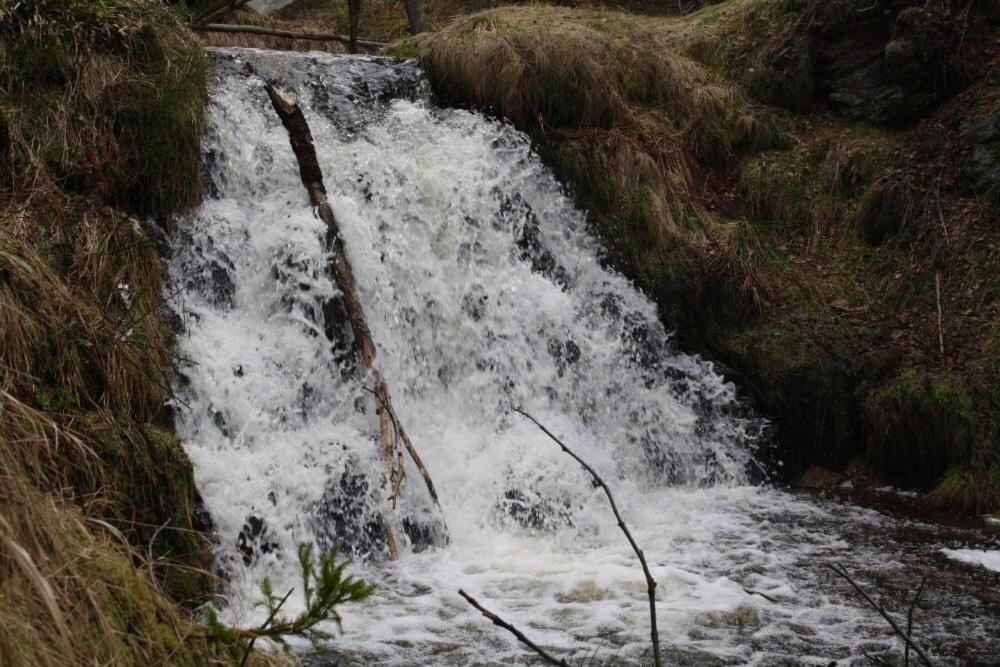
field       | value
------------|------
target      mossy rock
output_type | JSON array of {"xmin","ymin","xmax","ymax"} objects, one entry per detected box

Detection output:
[{"xmin": 863, "ymin": 370, "xmax": 975, "ymax": 488}]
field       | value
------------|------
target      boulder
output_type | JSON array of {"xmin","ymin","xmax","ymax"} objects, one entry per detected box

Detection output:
[{"xmin": 817, "ymin": 3, "xmax": 958, "ymax": 127}]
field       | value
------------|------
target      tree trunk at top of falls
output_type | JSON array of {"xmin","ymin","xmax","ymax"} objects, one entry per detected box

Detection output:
[
  {"xmin": 403, "ymin": 0, "xmax": 424, "ymax": 34},
  {"xmin": 263, "ymin": 82, "xmax": 442, "ymax": 560},
  {"xmin": 347, "ymin": 0, "xmax": 361, "ymax": 54}
]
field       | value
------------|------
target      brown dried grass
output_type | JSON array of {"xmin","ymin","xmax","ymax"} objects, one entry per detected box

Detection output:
[{"xmin": 418, "ymin": 6, "xmax": 784, "ymax": 342}]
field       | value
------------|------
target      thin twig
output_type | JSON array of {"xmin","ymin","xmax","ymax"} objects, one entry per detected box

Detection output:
[
  {"xmin": 905, "ymin": 575, "xmax": 927, "ymax": 667},
  {"xmin": 458, "ymin": 589, "xmax": 569, "ymax": 666},
  {"xmin": 827, "ymin": 563, "xmax": 933, "ymax": 666},
  {"xmin": 935, "ymin": 271, "xmax": 945, "ymax": 357},
  {"xmin": 514, "ymin": 408, "xmax": 662, "ymax": 667},
  {"xmin": 239, "ymin": 587, "xmax": 294, "ymax": 667},
  {"xmin": 743, "ymin": 587, "xmax": 778, "ymax": 603}
]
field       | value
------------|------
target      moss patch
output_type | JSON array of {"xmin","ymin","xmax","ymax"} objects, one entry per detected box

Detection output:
[
  {"xmin": 864, "ymin": 371, "xmax": 973, "ymax": 486},
  {"xmin": 0, "ymin": 0, "xmax": 208, "ymax": 216}
]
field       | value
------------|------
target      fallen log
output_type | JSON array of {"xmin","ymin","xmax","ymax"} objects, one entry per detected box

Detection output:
[
  {"xmin": 199, "ymin": 23, "xmax": 388, "ymax": 52},
  {"xmin": 192, "ymin": 0, "xmax": 254, "ymax": 28},
  {"xmin": 515, "ymin": 408, "xmax": 663, "ymax": 667},
  {"xmin": 263, "ymin": 82, "xmax": 441, "ymax": 559}
]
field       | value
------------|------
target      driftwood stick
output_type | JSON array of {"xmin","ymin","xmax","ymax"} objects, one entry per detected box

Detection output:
[
  {"xmin": 199, "ymin": 23, "xmax": 388, "ymax": 51},
  {"xmin": 514, "ymin": 409, "xmax": 662, "ymax": 667},
  {"xmin": 264, "ymin": 82, "xmax": 441, "ymax": 559},
  {"xmin": 827, "ymin": 563, "xmax": 933, "ymax": 666},
  {"xmin": 458, "ymin": 590, "xmax": 569, "ymax": 667}
]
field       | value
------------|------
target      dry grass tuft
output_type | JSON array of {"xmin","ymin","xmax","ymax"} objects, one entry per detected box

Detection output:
[
  {"xmin": 927, "ymin": 466, "xmax": 1000, "ymax": 516},
  {"xmin": 419, "ymin": 6, "xmax": 783, "ymax": 346},
  {"xmin": 0, "ymin": 0, "xmax": 208, "ymax": 215},
  {"xmin": 0, "ymin": 389, "xmax": 237, "ymax": 666}
]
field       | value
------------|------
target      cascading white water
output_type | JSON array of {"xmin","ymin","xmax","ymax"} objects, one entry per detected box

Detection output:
[{"xmin": 169, "ymin": 49, "xmax": 1000, "ymax": 665}]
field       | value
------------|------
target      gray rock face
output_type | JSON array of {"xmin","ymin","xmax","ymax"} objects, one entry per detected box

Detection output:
[{"xmin": 959, "ymin": 110, "xmax": 1000, "ymax": 206}]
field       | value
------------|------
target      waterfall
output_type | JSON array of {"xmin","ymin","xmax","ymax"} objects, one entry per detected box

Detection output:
[{"xmin": 168, "ymin": 49, "xmax": 998, "ymax": 665}]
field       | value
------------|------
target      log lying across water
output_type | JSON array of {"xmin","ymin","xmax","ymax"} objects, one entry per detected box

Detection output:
[
  {"xmin": 264, "ymin": 82, "xmax": 442, "ymax": 560},
  {"xmin": 200, "ymin": 24, "xmax": 388, "ymax": 52}
]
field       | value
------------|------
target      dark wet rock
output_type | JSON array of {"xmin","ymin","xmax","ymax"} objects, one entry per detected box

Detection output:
[
  {"xmin": 236, "ymin": 515, "xmax": 279, "ymax": 565},
  {"xmin": 496, "ymin": 487, "xmax": 576, "ymax": 531},
  {"xmin": 547, "ymin": 337, "xmax": 580, "ymax": 376},
  {"xmin": 210, "ymin": 406, "xmax": 230, "ymax": 438},
  {"xmin": 174, "ymin": 227, "xmax": 236, "ymax": 308},
  {"xmin": 162, "ymin": 302, "xmax": 185, "ymax": 334},
  {"xmin": 711, "ymin": 361, "xmax": 744, "ymax": 386},
  {"xmin": 401, "ymin": 516, "xmax": 449, "ymax": 553},
  {"xmin": 312, "ymin": 466, "xmax": 388, "ymax": 559},
  {"xmin": 153, "ymin": 401, "xmax": 176, "ymax": 432},
  {"xmin": 461, "ymin": 287, "xmax": 489, "ymax": 321},
  {"xmin": 501, "ymin": 191, "xmax": 573, "ymax": 288},
  {"xmin": 138, "ymin": 217, "xmax": 171, "ymax": 258},
  {"xmin": 205, "ymin": 259, "xmax": 236, "ymax": 305},
  {"xmin": 321, "ymin": 295, "xmax": 358, "ymax": 376}
]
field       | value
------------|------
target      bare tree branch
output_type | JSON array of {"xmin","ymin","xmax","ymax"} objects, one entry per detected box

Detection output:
[
  {"xmin": 827, "ymin": 563, "xmax": 933, "ymax": 666},
  {"xmin": 458, "ymin": 589, "xmax": 569, "ymax": 667},
  {"xmin": 513, "ymin": 408, "xmax": 662, "ymax": 667},
  {"xmin": 361, "ymin": 386, "xmax": 442, "ymax": 507}
]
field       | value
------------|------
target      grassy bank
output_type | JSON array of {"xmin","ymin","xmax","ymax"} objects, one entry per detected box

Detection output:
[
  {"xmin": 408, "ymin": 0, "xmax": 999, "ymax": 512},
  {"xmin": 0, "ymin": 0, "xmax": 277, "ymax": 662}
]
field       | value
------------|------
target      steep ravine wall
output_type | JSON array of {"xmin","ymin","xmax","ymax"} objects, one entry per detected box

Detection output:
[{"xmin": 0, "ymin": 0, "xmax": 268, "ymax": 663}]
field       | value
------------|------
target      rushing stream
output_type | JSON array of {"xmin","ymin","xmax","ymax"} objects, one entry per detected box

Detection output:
[{"xmin": 168, "ymin": 49, "xmax": 1000, "ymax": 665}]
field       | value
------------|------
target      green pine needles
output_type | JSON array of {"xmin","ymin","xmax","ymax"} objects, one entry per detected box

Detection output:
[{"xmin": 204, "ymin": 543, "xmax": 374, "ymax": 664}]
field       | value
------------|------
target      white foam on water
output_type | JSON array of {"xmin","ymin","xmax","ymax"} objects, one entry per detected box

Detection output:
[
  {"xmin": 168, "ymin": 49, "xmax": 1000, "ymax": 665},
  {"xmin": 941, "ymin": 548, "xmax": 1000, "ymax": 573}
]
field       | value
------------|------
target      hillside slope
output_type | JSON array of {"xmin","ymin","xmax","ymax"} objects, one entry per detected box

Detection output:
[{"xmin": 0, "ymin": 0, "xmax": 276, "ymax": 662}]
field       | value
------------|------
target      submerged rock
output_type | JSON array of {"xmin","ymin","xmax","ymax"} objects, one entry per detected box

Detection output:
[{"xmin": 799, "ymin": 466, "xmax": 847, "ymax": 490}]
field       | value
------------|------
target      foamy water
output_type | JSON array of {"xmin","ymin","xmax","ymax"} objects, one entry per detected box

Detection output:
[{"xmin": 168, "ymin": 49, "xmax": 1000, "ymax": 665}]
